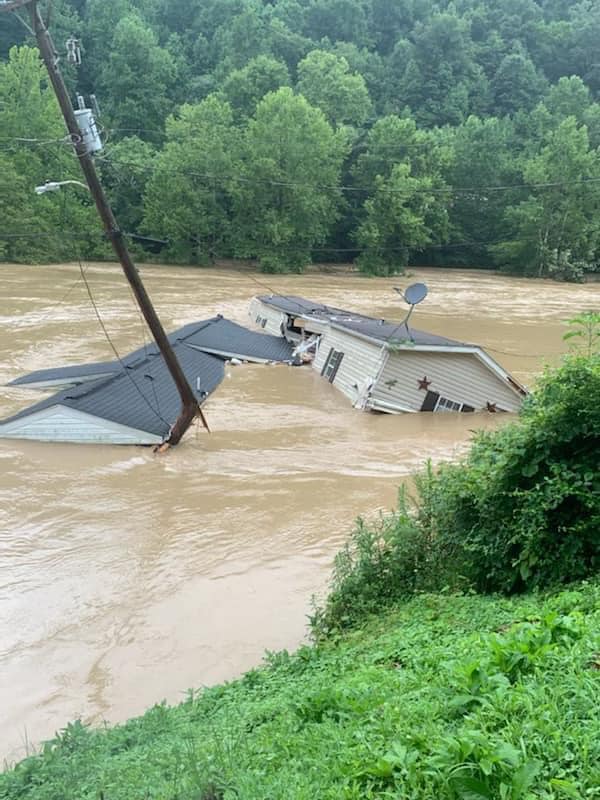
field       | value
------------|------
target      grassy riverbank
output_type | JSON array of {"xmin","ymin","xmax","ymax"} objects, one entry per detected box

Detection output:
[
  {"xmin": 3, "ymin": 325, "xmax": 597, "ymax": 799},
  {"xmin": 2, "ymin": 581, "xmax": 600, "ymax": 799}
]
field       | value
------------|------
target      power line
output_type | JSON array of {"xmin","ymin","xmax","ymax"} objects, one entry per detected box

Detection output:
[
  {"xmin": 30, "ymin": 273, "xmax": 84, "ymax": 324},
  {"xmin": 2, "ymin": 131, "xmax": 597, "ymax": 196},
  {"xmin": 0, "ymin": 227, "xmax": 550, "ymax": 253},
  {"xmin": 76, "ymin": 257, "xmax": 170, "ymax": 426},
  {"xmin": 94, "ymin": 150, "xmax": 600, "ymax": 197},
  {"xmin": 485, "ymin": 345, "xmax": 558, "ymax": 359}
]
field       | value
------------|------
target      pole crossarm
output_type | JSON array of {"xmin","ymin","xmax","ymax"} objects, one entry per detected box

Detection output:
[{"xmin": 0, "ymin": 0, "xmax": 32, "ymax": 12}]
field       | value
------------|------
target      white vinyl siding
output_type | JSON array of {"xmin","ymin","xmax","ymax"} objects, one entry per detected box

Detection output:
[
  {"xmin": 0, "ymin": 405, "xmax": 162, "ymax": 445},
  {"xmin": 370, "ymin": 350, "xmax": 522, "ymax": 412},
  {"xmin": 299, "ymin": 317, "xmax": 329, "ymax": 335},
  {"xmin": 248, "ymin": 298, "xmax": 286, "ymax": 337},
  {"xmin": 313, "ymin": 328, "xmax": 385, "ymax": 406}
]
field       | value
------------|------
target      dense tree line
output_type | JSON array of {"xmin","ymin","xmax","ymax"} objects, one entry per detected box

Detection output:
[{"xmin": 2, "ymin": 0, "xmax": 600, "ymax": 278}]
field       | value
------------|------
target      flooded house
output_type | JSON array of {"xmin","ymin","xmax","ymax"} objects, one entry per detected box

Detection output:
[
  {"xmin": 0, "ymin": 316, "xmax": 297, "ymax": 445},
  {"xmin": 249, "ymin": 295, "xmax": 528, "ymax": 413}
]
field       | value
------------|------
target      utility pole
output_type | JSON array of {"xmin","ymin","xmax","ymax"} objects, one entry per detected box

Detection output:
[{"xmin": 0, "ymin": 0, "xmax": 201, "ymax": 447}]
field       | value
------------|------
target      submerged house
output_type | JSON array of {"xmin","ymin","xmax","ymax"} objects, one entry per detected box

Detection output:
[
  {"xmin": 0, "ymin": 316, "xmax": 297, "ymax": 445},
  {"xmin": 249, "ymin": 295, "xmax": 527, "ymax": 414}
]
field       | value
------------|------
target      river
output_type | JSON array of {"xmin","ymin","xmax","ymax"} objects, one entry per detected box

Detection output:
[{"xmin": 0, "ymin": 263, "xmax": 597, "ymax": 763}]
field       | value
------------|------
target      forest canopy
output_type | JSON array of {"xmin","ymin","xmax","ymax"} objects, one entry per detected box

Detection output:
[{"xmin": 2, "ymin": 0, "xmax": 600, "ymax": 278}]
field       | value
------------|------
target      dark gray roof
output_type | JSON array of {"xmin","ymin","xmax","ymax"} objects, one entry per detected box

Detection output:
[
  {"xmin": 258, "ymin": 295, "xmax": 347, "ymax": 318},
  {"xmin": 9, "ymin": 316, "xmax": 296, "ymax": 388},
  {"xmin": 258, "ymin": 295, "xmax": 465, "ymax": 347},
  {"xmin": 2, "ymin": 343, "xmax": 225, "ymax": 438},
  {"xmin": 184, "ymin": 316, "xmax": 297, "ymax": 361},
  {"xmin": 8, "ymin": 360, "xmax": 120, "ymax": 387},
  {"xmin": 2, "ymin": 315, "xmax": 298, "ymax": 439},
  {"xmin": 332, "ymin": 318, "xmax": 464, "ymax": 347}
]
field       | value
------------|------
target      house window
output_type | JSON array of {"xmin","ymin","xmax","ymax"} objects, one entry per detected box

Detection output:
[
  {"xmin": 261, "ymin": 318, "xmax": 267, "ymax": 328},
  {"xmin": 421, "ymin": 390, "xmax": 474, "ymax": 413},
  {"xmin": 436, "ymin": 396, "xmax": 462, "ymax": 412},
  {"xmin": 321, "ymin": 348, "xmax": 344, "ymax": 382}
]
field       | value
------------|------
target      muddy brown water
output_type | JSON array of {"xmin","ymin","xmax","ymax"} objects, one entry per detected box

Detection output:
[{"xmin": 0, "ymin": 263, "xmax": 598, "ymax": 763}]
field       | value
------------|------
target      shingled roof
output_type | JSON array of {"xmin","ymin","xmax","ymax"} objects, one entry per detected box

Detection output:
[
  {"xmin": 1, "ymin": 316, "xmax": 298, "ymax": 443},
  {"xmin": 184, "ymin": 316, "xmax": 298, "ymax": 362},
  {"xmin": 330, "ymin": 318, "xmax": 464, "ymax": 347},
  {"xmin": 8, "ymin": 316, "xmax": 297, "ymax": 390},
  {"xmin": 2, "ymin": 343, "xmax": 225, "ymax": 439},
  {"xmin": 257, "ymin": 295, "xmax": 465, "ymax": 347}
]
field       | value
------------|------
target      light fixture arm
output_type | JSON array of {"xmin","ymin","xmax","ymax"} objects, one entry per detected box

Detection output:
[{"xmin": 34, "ymin": 179, "xmax": 89, "ymax": 195}]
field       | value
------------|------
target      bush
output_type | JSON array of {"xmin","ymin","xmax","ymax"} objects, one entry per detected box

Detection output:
[
  {"xmin": 315, "ymin": 316, "xmax": 600, "ymax": 634},
  {"xmin": 429, "ymin": 351, "xmax": 600, "ymax": 594},
  {"xmin": 311, "ymin": 488, "xmax": 437, "ymax": 635}
]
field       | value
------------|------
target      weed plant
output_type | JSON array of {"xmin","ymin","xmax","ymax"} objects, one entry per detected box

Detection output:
[
  {"xmin": 316, "ymin": 315, "xmax": 599, "ymax": 635},
  {"xmin": 2, "ymin": 584, "xmax": 600, "ymax": 799},
  {"xmin": 2, "ymin": 315, "xmax": 599, "ymax": 799}
]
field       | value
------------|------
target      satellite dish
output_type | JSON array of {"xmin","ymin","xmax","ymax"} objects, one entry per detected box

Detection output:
[
  {"xmin": 404, "ymin": 283, "xmax": 428, "ymax": 306},
  {"xmin": 392, "ymin": 282, "xmax": 429, "ymax": 343}
]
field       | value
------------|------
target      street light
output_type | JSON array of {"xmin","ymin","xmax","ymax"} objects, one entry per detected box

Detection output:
[{"xmin": 34, "ymin": 179, "xmax": 89, "ymax": 195}]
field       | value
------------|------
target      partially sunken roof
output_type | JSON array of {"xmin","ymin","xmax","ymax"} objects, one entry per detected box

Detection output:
[
  {"xmin": 258, "ymin": 295, "xmax": 465, "ymax": 348},
  {"xmin": 8, "ymin": 360, "xmax": 120, "ymax": 387},
  {"xmin": 332, "ymin": 318, "xmax": 464, "ymax": 347},
  {"xmin": 184, "ymin": 316, "xmax": 298, "ymax": 362},
  {"xmin": 2, "ymin": 343, "xmax": 225, "ymax": 439},
  {"xmin": 2, "ymin": 316, "xmax": 297, "ymax": 442},
  {"xmin": 8, "ymin": 316, "xmax": 297, "ymax": 389},
  {"xmin": 257, "ymin": 295, "xmax": 345, "ymax": 318}
]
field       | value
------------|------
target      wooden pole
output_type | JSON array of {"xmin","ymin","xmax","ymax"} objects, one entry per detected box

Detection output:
[{"xmin": 1, "ymin": 0, "xmax": 200, "ymax": 446}]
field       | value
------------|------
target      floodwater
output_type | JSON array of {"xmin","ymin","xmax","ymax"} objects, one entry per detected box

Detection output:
[{"xmin": 0, "ymin": 263, "xmax": 597, "ymax": 763}]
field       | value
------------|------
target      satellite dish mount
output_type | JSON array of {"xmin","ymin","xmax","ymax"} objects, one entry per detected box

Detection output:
[{"xmin": 393, "ymin": 282, "xmax": 428, "ymax": 340}]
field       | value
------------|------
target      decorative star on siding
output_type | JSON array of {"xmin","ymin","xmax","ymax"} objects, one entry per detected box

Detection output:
[
  {"xmin": 418, "ymin": 376, "xmax": 431, "ymax": 391},
  {"xmin": 486, "ymin": 402, "xmax": 497, "ymax": 413}
]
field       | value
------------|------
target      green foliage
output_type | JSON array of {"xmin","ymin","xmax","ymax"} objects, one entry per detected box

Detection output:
[
  {"xmin": 356, "ymin": 163, "xmax": 450, "ymax": 274},
  {"xmin": 0, "ymin": 46, "xmax": 102, "ymax": 262},
  {"xmin": 220, "ymin": 55, "xmax": 290, "ymax": 120},
  {"xmin": 3, "ymin": 583, "xmax": 600, "ymax": 798},
  {"xmin": 98, "ymin": 13, "xmax": 178, "ymax": 138},
  {"xmin": 412, "ymin": 354, "xmax": 599, "ymax": 595},
  {"xmin": 312, "ymin": 488, "xmax": 436, "ymax": 632},
  {"xmin": 4, "ymin": 0, "xmax": 600, "ymax": 274},
  {"xmin": 232, "ymin": 87, "xmax": 346, "ymax": 272},
  {"xmin": 100, "ymin": 137, "xmax": 156, "ymax": 234},
  {"xmin": 495, "ymin": 117, "xmax": 600, "ymax": 279},
  {"xmin": 491, "ymin": 49, "xmax": 548, "ymax": 116},
  {"xmin": 441, "ymin": 115, "xmax": 519, "ymax": 267},
  {"xmin": 296, "ymin": 49, "xmax": 372, "ymax": 127},
  {"xmin": 563, "ymin": 310, "xmax": 600, "ymax": 356},
  {"xmin": 316, "ymin": 344, "xmax": 600, "ymax": 632},
  {"xmin": 142, "ymin": 96, "xmax": 241, "ymax": 264}
]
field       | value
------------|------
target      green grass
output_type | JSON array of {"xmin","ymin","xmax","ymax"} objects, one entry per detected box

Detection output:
[{"xmin": 2, "ymin": 581, "xmax": 600, "ymax": 800}]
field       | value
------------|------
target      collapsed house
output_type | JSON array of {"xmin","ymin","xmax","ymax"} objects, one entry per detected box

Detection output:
[
  {"xmin": 249, "ymin": 295, "xmax": 527, "ymax": 414},
  {"xmin": 0, "ymin": 316, "xmax": 297, "ymax": 445},
  {"xmin": 0, "ymin": 292, "xmax": 528, "ymax": 446}
]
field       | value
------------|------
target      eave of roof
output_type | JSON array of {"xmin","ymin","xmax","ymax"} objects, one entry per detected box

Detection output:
[
  {"xmin": 257, "ymin": 295, "xmax": 527, "ymax": 398},
  {"xmin": 1, "ymin": 344, "xmax": 226, "ymax": 438},
  {"xmin": 256, "ymin": 294, "xmax": 465, "ymax": 347},
  {"xmin": 1, "ymin": 315, "xmax": 299, "ymax": 440}
]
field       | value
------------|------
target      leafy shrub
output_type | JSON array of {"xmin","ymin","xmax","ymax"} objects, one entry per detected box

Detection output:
[
  {"xmin": 315, "ymin": 315, "xmax": 600, "ymax": 633},
  {"xmin": 428, "ymin": 351, "xmax": 600, "ymax": 594},
  {"xmin": 311, "ymin": 487, "xmax": 442, "ymax": 635}
]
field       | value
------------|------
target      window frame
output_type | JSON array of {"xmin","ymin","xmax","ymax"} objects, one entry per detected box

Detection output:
[{"xmin": 321, "ymin": 347, "xmax": 344, "ymax": 383}]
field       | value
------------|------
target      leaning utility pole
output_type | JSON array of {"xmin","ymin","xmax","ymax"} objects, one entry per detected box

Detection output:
[{"xmin": 0, "ymin": 0, "xmax": 201, "ymax": 447}]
